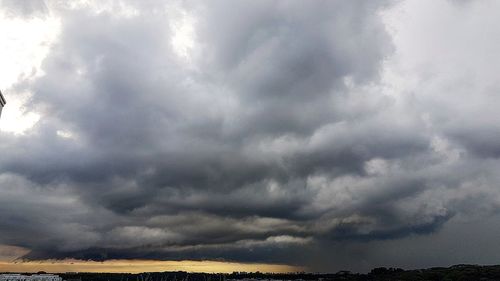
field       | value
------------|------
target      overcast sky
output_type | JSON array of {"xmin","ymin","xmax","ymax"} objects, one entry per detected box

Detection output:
[{"xmin": 1, "ymin": 0, "xmax": 500, "ymax": 273}]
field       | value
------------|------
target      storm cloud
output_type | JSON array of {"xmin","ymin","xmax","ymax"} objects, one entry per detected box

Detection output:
[{"xmin": 1, "ymin": 0, "xmax": 500, "ymax": 272}]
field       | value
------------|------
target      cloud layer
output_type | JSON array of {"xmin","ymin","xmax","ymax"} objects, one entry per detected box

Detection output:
[{"xmin": 1, "ymin": 0, "xmax": 500, "ymax": 272}]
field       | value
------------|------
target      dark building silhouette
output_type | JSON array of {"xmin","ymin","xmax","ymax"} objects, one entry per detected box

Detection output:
[{"xmin": 0, "ymin": 90, "xmax": 5, "ymax": 118}]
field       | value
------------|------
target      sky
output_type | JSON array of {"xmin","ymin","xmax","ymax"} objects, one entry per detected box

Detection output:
[{"xmin": 1, "ymin": 0, "xmax": 500, "ymax": 274}]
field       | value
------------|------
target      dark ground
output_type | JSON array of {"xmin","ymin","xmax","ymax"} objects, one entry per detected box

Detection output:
[{"xmin": 6, "ymin": 264, "xmax": 499, "ymax": 281}]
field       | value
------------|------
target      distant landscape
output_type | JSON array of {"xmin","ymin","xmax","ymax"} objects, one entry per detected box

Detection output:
[
  {"xmin": 53, "ymin": 265, "xmax": 500, "ymax": 281},
  {"xmin": 5, "ymin": 265, "xmax": 500, "ymax": 281}
]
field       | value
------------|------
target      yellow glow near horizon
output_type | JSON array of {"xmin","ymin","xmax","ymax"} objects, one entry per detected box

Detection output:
[{"xmin": 0, "ymin": 259, "xmax": 305, "ymax": 274}]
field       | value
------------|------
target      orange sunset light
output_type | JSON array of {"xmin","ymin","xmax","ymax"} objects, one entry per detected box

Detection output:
[{"xmin": 0, "ymin": 260, "xmax": 304, "ymax": 274}]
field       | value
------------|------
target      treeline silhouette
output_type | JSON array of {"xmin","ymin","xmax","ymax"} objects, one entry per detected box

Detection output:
[{"xmin": 15, "ymin": 264, "xmax": 500, "ymax": 281}]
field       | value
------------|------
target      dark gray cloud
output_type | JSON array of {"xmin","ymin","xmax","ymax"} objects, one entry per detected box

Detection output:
[{"xmin": 1, "ymin": 0, "xmax": 500, "ymax": 272}]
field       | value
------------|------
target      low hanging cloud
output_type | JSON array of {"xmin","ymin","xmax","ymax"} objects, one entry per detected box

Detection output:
[{"xmin": 1, "ymin": 0, "xmax": 500, "ymax": 272}]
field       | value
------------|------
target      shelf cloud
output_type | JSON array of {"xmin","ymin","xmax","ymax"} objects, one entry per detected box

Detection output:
[{"xmin": 1, "ymin": 0, "xmax": 500, "ymax": 272}]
